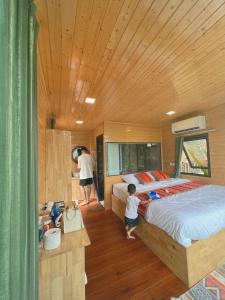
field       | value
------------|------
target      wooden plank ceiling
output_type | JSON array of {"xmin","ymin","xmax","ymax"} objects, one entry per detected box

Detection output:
[{"xmin": 36, "ymin": 0, "xmax": 225, "ymax": 130}]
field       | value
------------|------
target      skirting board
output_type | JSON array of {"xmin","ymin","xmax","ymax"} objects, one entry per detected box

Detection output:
[{"xmin": 111, "ymin": 194, "xmax": 225, "ymax": 287}]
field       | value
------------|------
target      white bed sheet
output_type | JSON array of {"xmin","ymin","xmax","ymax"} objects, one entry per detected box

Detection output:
[
  {"xmin": 145, "ymin": 184, "xmax": 225, "ymax": 247},
  {"xmin": 113, "ymin": 179, "xmax": 225, "ymax": 247},
  {"xmin": 113, "ymin": 178, "xmax": 190, "ymax": 203}
]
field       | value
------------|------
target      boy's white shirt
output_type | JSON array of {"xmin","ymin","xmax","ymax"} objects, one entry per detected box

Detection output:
[
  {"xmin": 78, "ymin": 153, "xmax": 94, "ymax": 179},
  {"xmin": 125, "ymin": 195, "xmax": 141, "ymax": 219}
]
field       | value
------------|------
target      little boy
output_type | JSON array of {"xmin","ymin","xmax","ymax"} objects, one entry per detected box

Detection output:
[{"xmin": 125, "ymin": 183, "xmax": 150, "ymax": 239}]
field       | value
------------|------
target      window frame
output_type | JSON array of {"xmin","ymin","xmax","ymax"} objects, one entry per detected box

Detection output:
[
  {"xmin": 106, "ymin": 142, "xmax": 162, "ymax": 177},
  {"xmin": 180, "ymin": 133, "xmax": 211, "ymax": 177}
]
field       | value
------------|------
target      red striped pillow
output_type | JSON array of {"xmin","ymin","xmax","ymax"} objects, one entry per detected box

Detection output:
[
  {"xmin": 151, "ymin": 170, "xmax": 169, "ymax": 181},
  {"xmin": 135, "ymin": 172, "xmax": 154, "ymax": 185}
]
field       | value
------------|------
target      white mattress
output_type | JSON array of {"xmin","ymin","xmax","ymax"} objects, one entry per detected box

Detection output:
[
  {"xmin": 113, "ymin": 179, "xmax": 225, "ymax": 247},
  {"xmin": 112, "ymin": 178, "xmax": 190, "ymax": 203},
  {"xmin": 145, "ymin": 184, "xmax": 225, "ymax": 247}
]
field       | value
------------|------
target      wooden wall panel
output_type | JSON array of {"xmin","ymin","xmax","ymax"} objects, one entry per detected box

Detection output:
[
  {"xmin": 37, "ymin": 44, "xmax": 48, "ymax": 204},
  {"xmin": 46, "ymin": 129, "xmax": 72, "ymax": 204},
  {"xmin": 38, "ymin": 128, "xmax": 46, "ymax": 204},
  {"xmin": 162, "ymin": 126, "xmax": 176, "ymax": 177},
  {"xmin": 162, "ymin": 103, "xmax": 225, "ymax": 185},
  {"xmin": 104, "ymin": 122, "xmax": 162, "ymax": 143},
  {"xmin": 71, "ymin": 130, "xmax": 94, "ymax": 151},
  {"xmin": 103, "ymin": 122, "xmax": 162, "ymax": 209}
]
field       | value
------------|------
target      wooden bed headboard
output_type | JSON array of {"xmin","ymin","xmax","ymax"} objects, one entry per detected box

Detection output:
[{"xmin": 105, "ymin": 175, "xmax": 124, "ymax": 209}]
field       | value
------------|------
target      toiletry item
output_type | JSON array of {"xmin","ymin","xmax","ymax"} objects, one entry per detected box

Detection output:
[
  {"xmin": 52, "ymin": 206, "xmax": 62, "ymax": 228},
  {"xmin": 45, "ymin": 201, "xmax": 54, "ymax": 213},
  {"xmin": 43, "ymin": 218, "xmax": 53, "ymax": 232},
  {"xmin": 54, "ymin": 201, "xmax": 65, "ymax": 209}
]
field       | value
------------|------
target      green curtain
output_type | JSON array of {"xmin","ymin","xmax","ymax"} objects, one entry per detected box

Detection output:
[
  {"xmin": 174, "ymin": 136, "xmax": 184, "ymax": 178},
  {"xmin": 0, "ymin": 1, "xmax": 38, "ymax": 300}
]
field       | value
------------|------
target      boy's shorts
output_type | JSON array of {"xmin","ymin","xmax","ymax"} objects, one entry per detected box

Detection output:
[
  {"xmin": 80, "ymin": 178, "xmax": 93, "ymax": 186},
  {"xmin": 124, "ymin": 216, "xmax": 138, "ymax": 227}
]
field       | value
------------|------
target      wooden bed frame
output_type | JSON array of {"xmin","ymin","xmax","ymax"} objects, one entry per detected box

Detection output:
[{"xmin": 112, "ymin": 194, "xmax": 225, "ymax": 287}]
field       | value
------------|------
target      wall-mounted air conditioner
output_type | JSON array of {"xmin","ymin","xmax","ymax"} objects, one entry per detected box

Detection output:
[{"xmin": 171, "ymin": 116, "xmax": 206, "ymax": 134}]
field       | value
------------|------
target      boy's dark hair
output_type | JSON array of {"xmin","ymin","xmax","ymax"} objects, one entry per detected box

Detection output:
[
  {"xmin": 77, "ymin": 148, "xmax": 82, "ymax": 156},
  {"xmin": 127, "ymin": 184, "xmax": 136, "ymax": 194},
  {"xmin": 81, "ymin": 146, "xmax": 89, "ymax": 153}
]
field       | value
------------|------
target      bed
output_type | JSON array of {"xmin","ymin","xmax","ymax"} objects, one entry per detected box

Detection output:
[{"xmin": 112, "ymin": 178, "xmax": 225, "ymax": 287}]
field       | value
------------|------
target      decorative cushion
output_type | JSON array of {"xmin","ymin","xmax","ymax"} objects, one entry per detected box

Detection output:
[
  {"xmin": 135, "ymin": 172, "xmax": 154, "ymax": 185},
  {"xmin": 151, "ymin": 170, "xmax": 169, "ymax": 181},
  {"xmin": 146, "ymin": 171, "xmax": 156, "ymax": 181},
  {"xmin": 121, "ymin": 174, "xmax": 140, "ymax": 185}
]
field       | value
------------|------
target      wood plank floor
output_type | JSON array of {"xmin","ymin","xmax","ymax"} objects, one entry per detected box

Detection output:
[{"xmin": 81, "ymin": 201, "xmax": 187, "ymax": 300}]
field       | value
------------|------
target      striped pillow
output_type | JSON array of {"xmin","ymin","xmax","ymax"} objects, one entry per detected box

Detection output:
[
  {"xmin": 151, "ymin": 170, "xmax": 169, "ymax": 181},
  {"xmin": 135, "ymin": 172, "xmax": 154, "ymax": 185}
]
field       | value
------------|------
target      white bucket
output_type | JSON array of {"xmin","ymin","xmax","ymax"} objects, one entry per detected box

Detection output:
[{"xmin": 44, "ymin": 228, "xmax": 61, "ymax": 250}]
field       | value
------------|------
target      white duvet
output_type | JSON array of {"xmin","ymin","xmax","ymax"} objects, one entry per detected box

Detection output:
[
  {"xmin": 113, "ymin": 180, "xmax": 225, "ymax": 247},
  {"xmin": 145, "ymin": 184, "xmax": 225, "ymax": 247}
]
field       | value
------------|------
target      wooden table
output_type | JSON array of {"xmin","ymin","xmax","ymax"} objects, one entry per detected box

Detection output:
[{"xmin": 39, "ymin": 228, "xmax": 91, "ymax": 300}]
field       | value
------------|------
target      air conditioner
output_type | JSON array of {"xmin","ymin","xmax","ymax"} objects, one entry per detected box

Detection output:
[{"xmin": 171, "ymin": 116, "xmax": 206, "ymax": 134}]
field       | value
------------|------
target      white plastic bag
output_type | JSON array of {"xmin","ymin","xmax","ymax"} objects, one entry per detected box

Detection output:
[{"xmin": 63, "ymin": 207, "xmax": 84, "ymax": 233}]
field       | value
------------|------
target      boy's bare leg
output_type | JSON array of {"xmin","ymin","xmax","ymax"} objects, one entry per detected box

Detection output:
[
  {"xmin": 125, "ymin": 225, "xmax": 129, "ymax": 232},
  {"xmin": 80, "ymin": 186, "xmax": 89, "ymax": 205},
  {"xmin": 127, "ymin": 226, "xmax": 136, "ymax": 239},
  {"xmin": 85, "ymin": 185, "xmax": 91, "ymax": 203}
]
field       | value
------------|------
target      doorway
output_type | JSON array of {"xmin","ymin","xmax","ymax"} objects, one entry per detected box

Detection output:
[{"xmin": 96, "ymin": 135, "xmax": 104, "ymax": 201}]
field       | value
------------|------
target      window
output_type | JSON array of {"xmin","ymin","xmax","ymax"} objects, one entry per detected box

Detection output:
[
  {"xmin": 106, "ymin": 142, "xmax": 161, "ymax": 176},
  {"xmin": 180, "ymin": 134, "xmax": 211, "ymax": 177}
]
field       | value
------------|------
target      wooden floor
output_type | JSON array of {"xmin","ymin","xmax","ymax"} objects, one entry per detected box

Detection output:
[{"xmin": 81, "ymin": 201, "xmax": 187, "ymax": 300}]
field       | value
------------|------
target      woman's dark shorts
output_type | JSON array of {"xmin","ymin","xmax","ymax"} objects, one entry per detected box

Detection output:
[
  {"xmin": 124, "ymin": 216, "xmax": 138, "ymax": 228},
  {"xmin": 80, "ymin": 178, "xmax": 93, "ymax": 186}
]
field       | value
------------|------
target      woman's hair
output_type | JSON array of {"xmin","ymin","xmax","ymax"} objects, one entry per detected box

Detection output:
[{"xmin": 127, "ymin": 184, "xmax": 136, "ymax": 194}]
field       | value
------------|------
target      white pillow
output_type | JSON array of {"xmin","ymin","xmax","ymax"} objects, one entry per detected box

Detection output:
[{"xmin": 121, "ymin": 174, "xmax": 140, "ymax": 185}]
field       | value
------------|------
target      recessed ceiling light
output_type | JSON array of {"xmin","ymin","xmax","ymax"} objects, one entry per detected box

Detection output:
[
  {"xmin": 85, "ymin": 97, "xmax": 96, "ymax": 104},
  {"xmin": 166, "ymin": 111, "xmax": 176, "ymax": 115},
  {"xmin": 76, "ymin": 120, "xmax": 83, "ymax": 124}
]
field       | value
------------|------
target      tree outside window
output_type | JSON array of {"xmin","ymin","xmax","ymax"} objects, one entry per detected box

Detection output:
[{"xmin": 180, "ymin": 134, "xmax": 211, "ymax": 177}]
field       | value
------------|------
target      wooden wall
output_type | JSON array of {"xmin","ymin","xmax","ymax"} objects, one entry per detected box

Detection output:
[
  {"xmin": 71, "ymin": 130, "xmax": 94, "ymax": 151},
  {"xmin": 162, "ymin": 126, "xmax": 176, "ymax": 177},
  {"xmin": 45, "ymin": 129, "xmax": 72, "ymax": 204},
  {"xmin": 162, "ymin": 103, "xmax": 225, "ymax": 185},
  {"xmin": 103, "ymin": 122, "xmax": 162, "ymax": 209},
  {"xmin": 38, "ymin": 128, "xmax": 46, "ymax": 204},
  {"xmin": 37, "ymin": 37, "xmax": 48, "ymax": 205}
]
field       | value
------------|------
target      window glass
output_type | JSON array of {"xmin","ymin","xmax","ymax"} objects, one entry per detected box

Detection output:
[
  {"xmin": 106, "ymin": 142, "xmax": 161, "ymax": 176},
  {"xmin": 180, "ymin": 134, "xmax": 211, "ymax": 177},
  {"xmin": 106, "ymin": 143, "xmax": 121, "ymax": 176}
]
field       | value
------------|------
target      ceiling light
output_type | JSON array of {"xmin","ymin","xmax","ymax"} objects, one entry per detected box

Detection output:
[
  {"xmin": 166, "ymin": 111, "xmax": 176, "ymax": 115},
  {"xmin": 85, "ymin": 97, "xmax": 96, "ymax": 104},
  {"xmin": 76, "ymin": 120, "xmax": 83, "ymax": 124}
]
